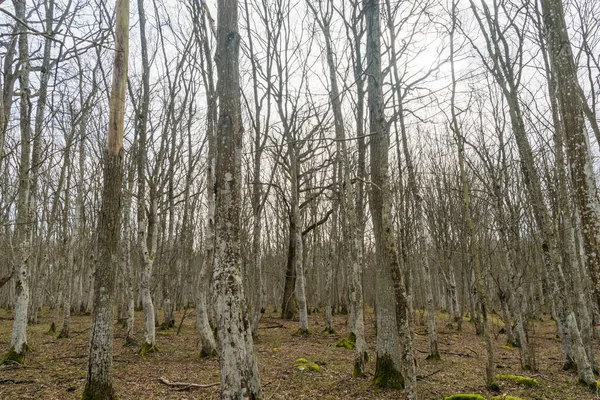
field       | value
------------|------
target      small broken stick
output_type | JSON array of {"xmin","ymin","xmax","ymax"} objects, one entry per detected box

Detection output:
[{"xmin": 158, "ymin": 377, "xmax": 219, "ymax": 391}]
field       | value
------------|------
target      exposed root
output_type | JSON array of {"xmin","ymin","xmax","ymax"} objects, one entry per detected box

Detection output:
[{"xmin": 138, "ymin": 342, "xmax": 160, "ymax": 356}]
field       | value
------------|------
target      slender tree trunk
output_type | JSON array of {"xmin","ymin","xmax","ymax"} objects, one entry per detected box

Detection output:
[
  {"xmin": 135, "ymin": 0, "xmax": 158, "ymax": 355},
  {"xmin": 59, "ymin": 146, "xmax": 74, "ymax": 338},
  {"xmin": 365, "ymin": 0, "xmax": 416, "ymax": 396},
  {"xmin": 450, "ymin": 4, "xmax": 494, "ymax": 386},
  {"xmin": 5, "ymin": 0, "xmax": 33, "ymax": 365},
  {"xmin": 82, "ymin": 0, "xmax": 128, "ymax": 396},
  {"xmin": 193, "ymin": 1, "xmax": 218, "ymax": 357},
  {"xmin": 212, "ymin": 0, "xmax": 262, "ymax": 397},
  {"xmin": 307, "ymin": 0, "xmax": 368, "ymax": 373}
]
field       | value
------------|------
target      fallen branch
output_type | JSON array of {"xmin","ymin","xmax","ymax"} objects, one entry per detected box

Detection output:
[
  {"xmin": 259, "ymin": 324, "xmax": 284, "ymax": 330},
  {"xmin": 441, "ymin": 351, "xmax": 472, "ymax": 358},
  {"xmin": 158, "ymin": 377, "xmax": 219, "ymax": 391},
  {"xmin": 0, "ymin": 378, "xmax": 36, "ymax": 384},
  {"xmin": 417, "ymin": 369, "xmax": 441, "ymax": 381}
]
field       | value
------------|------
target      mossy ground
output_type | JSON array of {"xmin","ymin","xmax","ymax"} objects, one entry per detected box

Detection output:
[
  {"xmin": 0, "ymin": 308, "xmax": 597, "ymax": 399},
  {"xmin": 497, "ymin": 374, "xmax": 538, "ymax": 388}
]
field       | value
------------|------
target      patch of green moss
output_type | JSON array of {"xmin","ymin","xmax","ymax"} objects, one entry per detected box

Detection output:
[
  {"xmin": 3, "ymin": 347, "xmax": 25, "ymax": 364},
  {"xmin": 293, "ymin": 357, "xmax": 320, "ymax": 372},
  {"xmin": 426, "ymin": 353, "xmax": 442, "ymax": 361},
  {"xmin": 444, "ymin": 395, "xmax": 486, "ymax": 400},
  {"xmin": 296, "ymin": 328, "xmax": 311, "ymax": 335},
  {"xmin": 373, "ymin": 354, "xmax": 404, "ymax": 389},
  {"xmin": 81, "ymin": 381, "xmax": 118, "ymax": 400},
  {"xmin": 2, "ymin": 343, "xmax": 32, "ymax": 365},
  {"xmin": 336, "ymin": 333, "xmax": 356, "ymax": 350},
  {"xmin": 501, "ymin": 344, "xmax": 515, "ymax": 350},
  {"xmin": 578, "ymin": 379, "xmax": 600, "ymax": 391},
  {"xmin": 497, "ymin": 374, "xmax": 538, "ymax": 387},
  {"xmin": 196, "ymin": 347, "xmax": 217, "ymax": 358},
  {"xmin": 488, "ymin": 381, "xmax": 500, "ymax": 391},
  {"xmin": 138, "ymin": 341, "xmax": 160, "ymax": 356}
]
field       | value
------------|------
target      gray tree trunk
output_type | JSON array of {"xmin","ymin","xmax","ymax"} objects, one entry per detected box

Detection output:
[{"xmin": 212, "ymin": 0, "xmax": 262, "ymax": 397}]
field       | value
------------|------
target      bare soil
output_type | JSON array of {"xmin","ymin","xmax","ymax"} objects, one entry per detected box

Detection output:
[{"xmin": 0, "ymin": 307, "xmax": 598, "ymax": 399}]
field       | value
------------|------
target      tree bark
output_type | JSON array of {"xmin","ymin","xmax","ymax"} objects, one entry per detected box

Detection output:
[
  {"xmin": 82, "ymin": 0, "xmax": 128, "ymax": 397},
  {"xmin": 212, "ymin": 0, "xmax": 262, "ymax": 397},
  {"xmin": 365, "ymin": 0, "xmax": 416, "ymax": 396},
  {"xmin": 5, "ymin": 0, "xmax": 33, "ymax": 365}
]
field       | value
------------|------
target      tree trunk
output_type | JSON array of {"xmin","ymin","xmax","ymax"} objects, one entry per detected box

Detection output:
[
  {"xmin": 82, "ymin": 0, "xmax": 128, "ymax": 397},
  {"xmin": 365, "ymin": 0, "xmax": 416, "ymax": 396},
  {"xmin": 5, "ymin": 0, "xmax": 33, "ymax": 365},
  {"xmin": 540, "ymin": 0, "xmax": 600, "ymax": 341},
  {"xmin": 212, "ymin": 0, "xmax": 262, "ymax": 397}
]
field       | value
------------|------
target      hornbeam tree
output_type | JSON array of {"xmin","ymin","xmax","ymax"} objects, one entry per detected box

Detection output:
[
  {"xmin": 365, "ymin": 0, "xmax": 416, "ymax": 397},
  {"xmin": 82, "ymin": 0, "xmax": 128, "ymax": 397},
  {"xmin": 212, "ymin": 0, "xmax": 262, "ymax": 398}
]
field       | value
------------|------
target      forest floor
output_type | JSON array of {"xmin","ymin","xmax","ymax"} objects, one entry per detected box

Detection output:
[{"xmin": 0, "ymin": 307, "xmax": 598, "ymax": 400}]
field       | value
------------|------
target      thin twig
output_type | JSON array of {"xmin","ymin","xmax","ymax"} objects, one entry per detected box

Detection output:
[{"xmin": 158, "ymin": 377, "xmax": 219, "ymax": 391}]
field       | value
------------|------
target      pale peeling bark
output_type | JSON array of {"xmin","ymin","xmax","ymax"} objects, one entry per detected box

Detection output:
[
  {"xmin": 212, "ymin": 0, "xmax": 262, "ymax": 397},
  {"xmin": 82, "ymin": 0, "xmax": 128, "ymax": 397},
  {"xmin": 365, "ymin": 0, "xmax": 416, "ymax": 396}
]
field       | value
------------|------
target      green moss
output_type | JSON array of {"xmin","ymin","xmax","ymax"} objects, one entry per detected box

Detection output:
[
  {"xmin": 444, "ymin": 395, "xmax": 486, "ymax": 400},
  {"xmin": 196, "ymin": 347, "xmax": 217, "ymax": 358},
  {"xmin": 497, "ymin": 374, "xmax": 538, "ymax": 387},
  {"xmin": 501, "ymin": 344, "xmax": 515, "ymax": 350},
  {"xmin": 3, "ymin": 347, "xmax": 26, "ymax": 364},
  {"xmin": 426, "ymin": 353, "xmax": 442, "ymax": 361},
  {"xmin": 296, "ymin": 328, "xmax": 311, "ymax": 335},
  {"xmin": 336, "ymin": 333, "xmax": 356, "ymax": 350},
  {"xmin": 138, "ymin": 341, "xmax": 160, "ymax": 356},
  {"xmin": 322, "ymin": 328, "xmax": 336, "ymax": 334},
  {"xmin": 293, "ymin": 358, "xmax": 320, "ymax": 372},
  {"xmin": 81, "ymin": 381, "xmax": 118, "ymax": 400},
  {"xmin": 373, "ymin": 354, "xmax": 404, "ymax": 389},
  {"xmin": 579, "ymin": 379, "xmax": 600, "ymax": 391},
  {"xmin": 488, "ymin": 381, "xmax": 500, "ymax": 391}
]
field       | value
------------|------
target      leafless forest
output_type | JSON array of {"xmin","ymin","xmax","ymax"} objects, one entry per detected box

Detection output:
[{"xmin": 1, "ymin": 0, "xmax": 600, "ymax": 399}]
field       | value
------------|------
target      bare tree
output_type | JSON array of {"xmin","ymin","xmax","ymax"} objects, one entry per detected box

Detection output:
[{"xmin": 82, "ymin": 0, "xmax": 129, "ymax": 397}]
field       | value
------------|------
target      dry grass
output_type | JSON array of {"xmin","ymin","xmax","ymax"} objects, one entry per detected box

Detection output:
[{"xmin": 0, "ymin": 307, "xmax": 598, "ymax": 399}]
